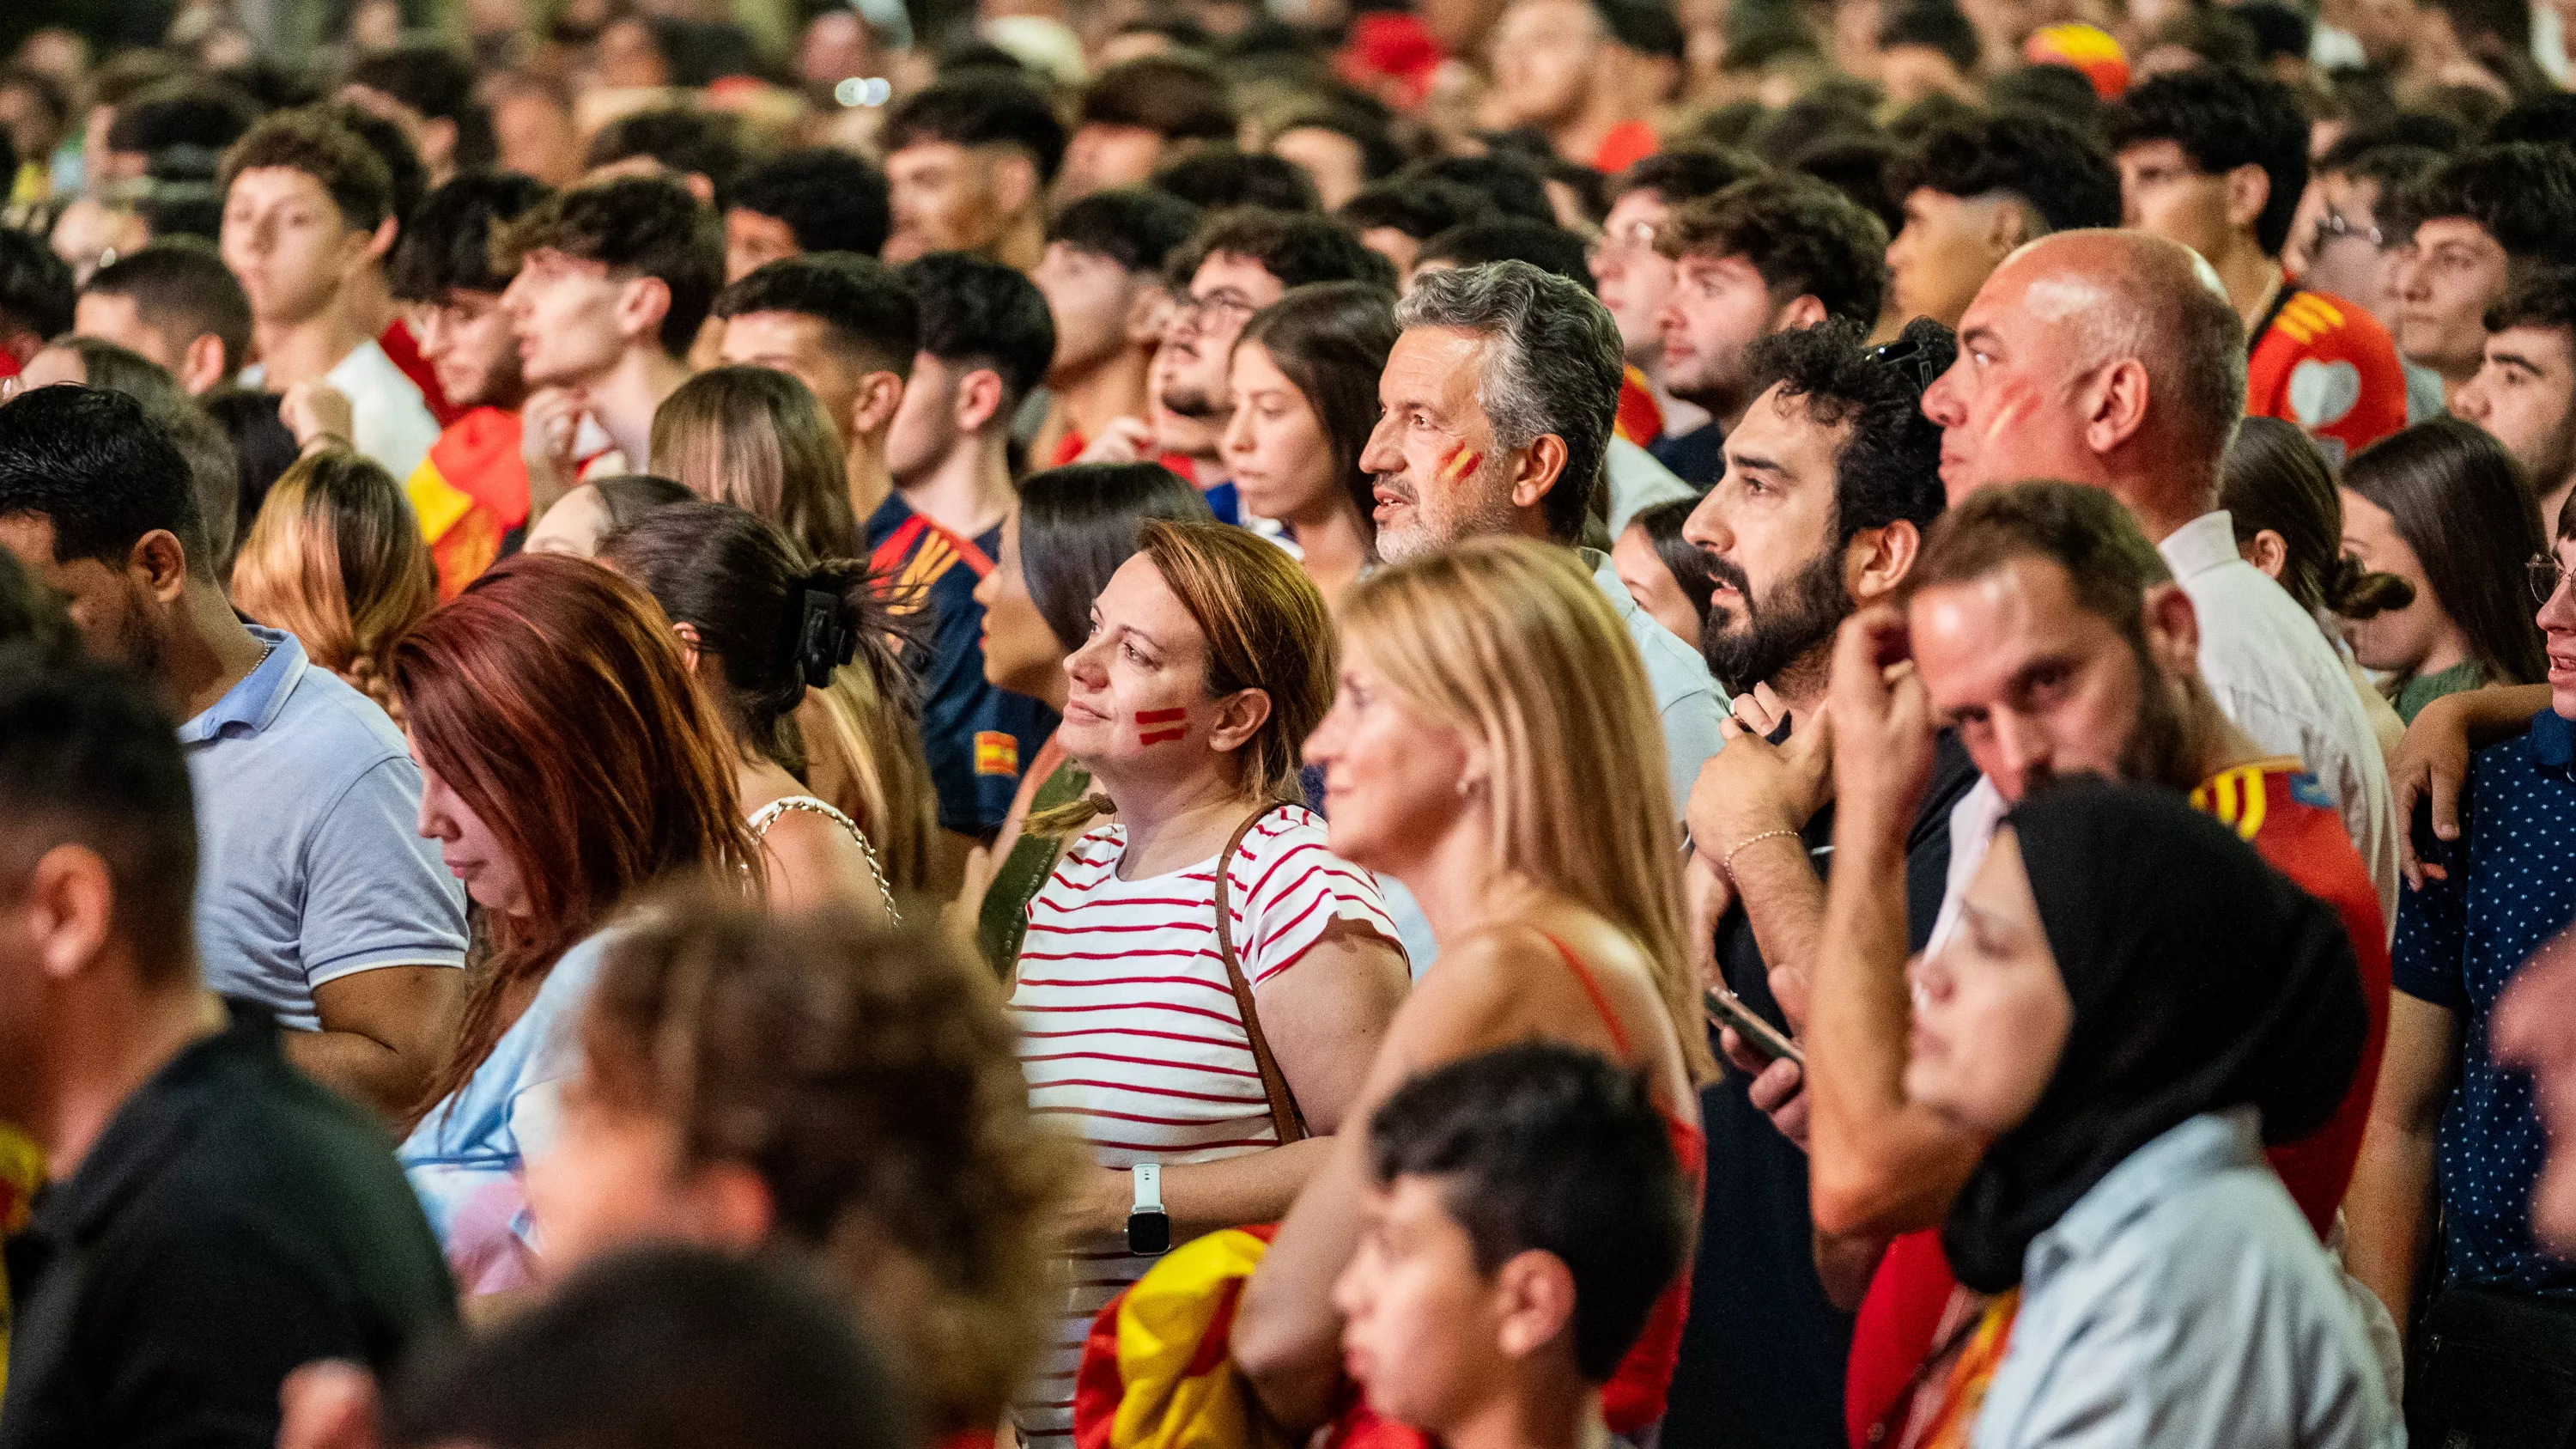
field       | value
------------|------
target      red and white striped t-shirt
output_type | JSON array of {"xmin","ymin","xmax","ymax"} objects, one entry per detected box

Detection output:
[{"xmin": 1008, "ymin": 804, "xmax": 1400, "ymax": 1449}]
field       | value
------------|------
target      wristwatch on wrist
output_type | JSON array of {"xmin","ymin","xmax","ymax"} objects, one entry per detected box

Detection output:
[{"xmin": 1126, "ymin": 1163, "xmax": 1170, "ymax": 1257}]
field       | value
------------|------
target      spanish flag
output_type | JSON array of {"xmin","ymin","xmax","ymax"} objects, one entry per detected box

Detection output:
[{"xmin": 405, "ymin": 407, "xmax": 532, "ymax": 600}]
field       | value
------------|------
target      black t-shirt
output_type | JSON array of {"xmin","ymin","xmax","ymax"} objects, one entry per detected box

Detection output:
[
  {"xmin": 1650, "ymin": 423, "xmax": 1727, "ymax": 490},
  {"xmin": 0, "ymin": 1002, "xmax": 457, "ymax": 1449},
  {"xmin": 1662, "ymin": 731, "xmax": 1978, "ymax": 1449}
]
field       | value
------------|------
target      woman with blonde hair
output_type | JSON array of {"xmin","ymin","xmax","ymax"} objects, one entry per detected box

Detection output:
[
  {"xmin": 1005, "ymin": 520, "xmax": 1410, "ymax": 1449},
  {"xmin": 1235, "ymin": 535, "xmax": 1715, "ymax": 1442},
  {"xmin": 229, "ymin": 450, "xmax": 437, "ymax": 716},
  {"xmin": 528, "ymin": 899, "xmax": 1070, "ymax": 1448},
  {"xmin": 648, "ymin": 365, "xmax": 861, "ymax": 561}
]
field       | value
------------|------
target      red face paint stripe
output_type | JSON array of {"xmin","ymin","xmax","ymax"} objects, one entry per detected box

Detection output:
[
  {"xmin": 1139, "ymin": 728, "xmax": 1188, "ymax": 745},
  {"xmin": 1440, "ymin": 447, "xmax": 1483, "ymax": 483},
  {"xmin": 1136, "ymin": 708, "xmax": 1188, "ymax": 723}
]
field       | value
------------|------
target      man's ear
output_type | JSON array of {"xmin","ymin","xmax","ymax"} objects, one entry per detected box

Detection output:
[
  {"xmin": 686, "ymin": 1160, "xmax": 779, "ymax": 1251},
  {"xmin": 1990, "ymin": 198, "xmax": 2036, "ymax": 256},
  {"xmin": 179, "ymin": 332, "xmax": 230, "ymax": 395},
  {"xmin": 681, "ymin": 172, "xmax": 717, "ymax": 207},
  {"xmin": 1772, "ymin": 293, "xmax": 1829, "ymax": 332},
  {"xmin": 1206, "ymin": 687, "xmax": 1276, "ymax": 756},
  {"xmin": 2224, "ymin": 161, "xmax": 2271, "ymax": 235},
  {"xmin": 24, "ymin": 843, "xmax": 117, "ymax": 987},
  {"xmin": 954, "ymin": 365, "xmax": 1008, "ymax": 435},
  {"xmin": 850, "ymin": 369, "xmax": 907, "ymax": 442},
  {"xmin": 1846, "ymin": 519, "xmax": 1923, "ymax": 606},
  {"xmin": 1126, "ymin": 284, "xmax": 1176, "ymax": 348},
  {"xmin": 990, "ymin": 149, "xmax": 1040, "ymax": 219},
  {"xmin": 358, "ymin": 213, "xmax": 398, "ymax": 268},
  {"xmin": 1508, "ymin": 434, "xmax": 1572, "ymax": 514},
  {"xmin": 2081, "ymin": 356, "xmax": 2154, "ymax": 456},
  {"xmin": 616, "ymin": 274, "xmax": 676, "ymax": 350},
  {"xmin": 1490, "ymin": 1249, "xmax": 1580, "ymax": 1362},
  {"xmin": 2141, "ymin": 579, "xmax": 2203, "ymax": 683},
  {"xmin": 130, "ymin": 529, "xmax": 191, "ymax": 603}
]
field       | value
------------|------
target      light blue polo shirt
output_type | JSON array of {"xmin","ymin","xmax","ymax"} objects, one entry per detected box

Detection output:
[{"xmin": 179, "ymin": 625, "xmax": 469, "ymax": 1030}]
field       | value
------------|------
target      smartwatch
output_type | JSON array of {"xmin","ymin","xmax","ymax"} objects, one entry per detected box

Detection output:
[{"xmin": 1126, "ymin": 1163, "xmax": 1171, "ymax": 1257}]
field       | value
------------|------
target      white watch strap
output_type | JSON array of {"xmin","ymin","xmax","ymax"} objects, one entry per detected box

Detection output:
[{"xmin": 1132, "ymin": 1162, "xmax": 1165, "ymax": 1214}]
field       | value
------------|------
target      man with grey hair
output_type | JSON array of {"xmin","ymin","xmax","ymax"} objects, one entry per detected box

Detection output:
[
  {"xmin": 1918, "ymin": 227, "xmax": 2399, "ymax": 921},
  {"xmin": 1364, "ymin": 259, "xmax": 1725, "ymax": 830}
]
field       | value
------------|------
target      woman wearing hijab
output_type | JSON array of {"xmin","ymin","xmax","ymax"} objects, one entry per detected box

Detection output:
[{"xmin": 1904, "ymin": 778, "xmax": 2391, "ymax": 1449}]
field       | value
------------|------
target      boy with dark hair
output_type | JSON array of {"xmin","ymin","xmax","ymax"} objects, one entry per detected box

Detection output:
[
  {"xmin": 881, "ymin": 76, "xmax": 1067, "ymax": 269},
  {"xmin": 1336, "ymin": 1043, "xmax": 1690, "ymax": 1449},
  {"xmin": 1479, "ymin": 0, "xmax": 1682, "ymax": 173},
  {"xmin": 218, "ymin": 107, "xmax": 440, "ymax": 479},
  {"xmin": 1414, "ymin": 218, "xmax": 1594, "ymax": 286},
  {"xmin": 1401, "ymin": 154, "xmax": 1558, "ymax": 224},
  {"xmin": 340, "ymin": 42, "xmax": 493, "ymax": 186},
  {"xmin": 1032, "ymin": 186, "xmax": 1202, "ymax": 468},
  {"xmin": 390, "ymin": 172, "xmax": 554, "ymax": 596},
  {"xmin": 2458, "ymin": 264, "xmax": 2576, "ymax": 535},
  {"xmin": 1652, "ymin": 174, "xmax": 1886, "ymax": 452},
  {"xmin": 100, "ymin": 81, "xmax": 260, "ymax": 186},
  {"xmin": 1145, "ymin": 209, "xmax": 1391, "ymax": 506},
  {"xmin": 1271, "ymin": 107, "xmax": 1403, "ymax": 211},
  {"xmin": 582, "ymin": 107, "xmax": 746, "ymax": 210},
  {"xmin": 2389, "ymin": 142, "xmax": 2576, "ymax": 408},
  {"xmin": 2109, "ymin": 69, "xmax": 2407, "ymax": 463},
  {"xmin": 76, "ymin": 240, "xmax": 252, "ymax": 395},
  {"xmin": 1056, "ymin": 53, "xmax": 1237, "ymax": 204},
  {"xmin": 0, "ymin": 227, "xmax": 72, "ymax": 381},
  {"xmin": 724, "ymin": 148, "xmax": 892, "ymax": 283},
  {"xmin": 1594, "ymin": 147, "xmax": 1765, "ymax": 474},
  {"xmin": 495, "ymin": 175, "xmax": 721, "ymax": 506},
  {"xmin": 716, "ymin": 253, "xmax": 920, "ymax": 524},
  {"xmin": 0, "ymin": 386, "xmax": 468, "ymax": 1117},
  {"xmin": 1145, "ymin": 151, "xmax": 1323, "ymax": 215},
  {"xmin": 1339, "ymin": 178, "xmax": 1499, "ymax": 284},
  {"xmin": 323, "ymin": 99, "xmax": 459, "ymax": 428},
  {"xmin": 874, "ymin": 253, "xmax": 1058, "ymax": 886},
  {"xmin": 2288, "ymin": 135, "xmax": 2443, "ymax": 418},
  {"xmin": 1884, "ymin": 112, "xmax": 2119, "ymax": 330}
]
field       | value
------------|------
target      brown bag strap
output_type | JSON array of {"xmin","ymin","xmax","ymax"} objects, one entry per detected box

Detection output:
[{"xmin": 1213, "ymin": 805, "xmax": 1308, "ymax": 1145}]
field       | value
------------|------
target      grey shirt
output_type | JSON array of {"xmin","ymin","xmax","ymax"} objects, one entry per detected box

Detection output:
[{"xmin": 179, "ymin": 626, "xmax": 467, "ymax": 1030}]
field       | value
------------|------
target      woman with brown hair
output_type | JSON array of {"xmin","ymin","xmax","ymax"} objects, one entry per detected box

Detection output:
[
  {"xmin": 648, "ymin": 365, "xmax": 861, "ymax": 561},
  {"xmin": 229, "ymin": 450, "xmax": 438, "ymax": 718},
  {"xmin": 392, "ymin": 553, "xmax": 756, "ymax": 1297},
  {"xmin": 603, "ymin": 499, "xmax": 930, "ymax": 915},
  {"xmin": 1235, "ymin": 537, "xmax": 1715, "ymax": 1442},
  {"xmin": 1218, "ymin": 283, "xmax": 1399, "ymax": 606},
  {"xmin": 526, "ymin": 900, "xmax": 1070, "ymax": 1449},
  {"xmin": 1005, "ymin": 520, "xmax": 1410, "ymax": 1449}
]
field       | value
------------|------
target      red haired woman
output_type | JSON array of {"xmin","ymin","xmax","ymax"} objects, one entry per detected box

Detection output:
[{"xmin": 392, "ymin": 553, "xmax": 756, "ymax": 1296}]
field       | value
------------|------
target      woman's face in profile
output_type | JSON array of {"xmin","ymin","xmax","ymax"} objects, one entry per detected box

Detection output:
[
  {"xmin": 1303, "ymin": 636, "xmax": 1473, "ymax": 874},
  {"xmin": 1905, "ymin": 828, "xmax": 2073, "ymax": 1136},
  {"xmin": 522, "ymin": 485, "xmax": 614, "ymax": 559}
]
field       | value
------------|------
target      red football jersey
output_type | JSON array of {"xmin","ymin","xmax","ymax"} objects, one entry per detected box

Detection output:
[{"xmin": 2247, "ymin": 283, "xmax": 2407, "ymax": 466}]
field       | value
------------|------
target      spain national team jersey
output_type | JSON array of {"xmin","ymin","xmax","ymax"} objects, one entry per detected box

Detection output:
[
  {"xmin": 866, "ymin": 495, "xmax": 1059, "ymax": 837},
  {"xmin": 2247, "ymin": 282, "xmax": 2408, "ymax": 467},
  {"xmin": 404, "ymin": 406, "xmax": 530, "ymax": 600}
]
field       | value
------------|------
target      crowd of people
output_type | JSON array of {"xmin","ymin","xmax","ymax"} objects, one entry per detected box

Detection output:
[{"xmin": 7, "ymin": 0, "xmax": 2576, "ymax": 1444}]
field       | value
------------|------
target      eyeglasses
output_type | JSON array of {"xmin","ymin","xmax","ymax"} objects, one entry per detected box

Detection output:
[
  {"xmin": 1585, "ymin": 218, "xmax": 1661, "ymax": 266},
  {"xmin": 2312, "ymin": 210, "xmax": 2387, "ymax": 252},
  {"xmin": 2529, "ymin": 552, "xmax": 2576, "ymax": 605},
  {"xmin": 1870, "ymin": 336, "xmax": 1941, "ymax": 395},
  {"xmin": 1168, "ymin": 289, "xmax": 1259, "ymax": 336}
]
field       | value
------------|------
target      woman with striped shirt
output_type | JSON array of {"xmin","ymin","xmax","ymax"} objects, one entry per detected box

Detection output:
[{"xmin": 1007, "ymin": 521, "xmax": 1411, "ymax": 1449}]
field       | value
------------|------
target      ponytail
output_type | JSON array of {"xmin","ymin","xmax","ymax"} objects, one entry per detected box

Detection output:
[{"xmin": 2324, "ymin": 552, "xmax": 2415, "ymax": 621}]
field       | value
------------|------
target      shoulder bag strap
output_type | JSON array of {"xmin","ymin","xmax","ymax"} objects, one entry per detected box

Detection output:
[{"xmin": 1213, "ymin": 805, "xmax": 1309, "ymax": 1145}]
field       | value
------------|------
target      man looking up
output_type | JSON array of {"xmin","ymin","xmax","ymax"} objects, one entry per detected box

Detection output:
[
  {"xmin": 218, "ymin": 107, "xmax": 439, "ymax": 480},
  {"xmin": 716, "ymin": 253, "xmax": 920, "ymax": 527},
  {"xmin": 388, "ymin": 172, "xmax": 553, "ymax": 597},
  {"xmin": 1141, "ymin": 207, "xmax": 1389, "ymax": 517},
  {"xmin": 495, "ymin": 175, "xmax": 721, "ymax": 516},
  {"xmin": 2388, "ymin": 142, "xmax": 2576, "ymax": 409},
  {"xmin": 1654, "ymin": 174, "xmax": 1888, "ymax": 478},
  {"xmin": 880, "ymin": 76, "xmax": 1067, "ymax": 271},
  {"xmin": 1921, "ymin": 228, "xmax": 2398, "ymax": 917},
  {"xmin": 0, "ymin": 648, "xmax": 455, "ymax": 1449},
  {"xmin": 1589, "ymin": 147, "xmax": 1765, "ymax": 479},
  {"xmin": 74, "ymin": 240, "xmax": 251, "ymax": 397},
  {"xmin": 2456, "ymin": 264, "xmax": 2576, "ymax": 533},
  {"xmin": 1882, "ymin": 111, "xmax": 2119, "ymax": 332},
  {"xmin": 0, "ymin": 386, "xmax": 467, "ymax": 1119},
  {"xmin": 876, "ymin": 252, "xmax": 1060, "ymax": 889},
  {"xmin": 2108, "ymin": 69, "xmax": 2407, "ymax": 463},
  {"xmin": 1365, "ymin": 259, "xmax": 1724, "ymax": 824},
  {"xmin": 1483, "ymin": 0, "xmax": 1682, "ymax": 174},
  {"xmin": 1030, "ymin": 186, "xmax": 1202, "ymax": 469},
  {"xmin": 722, "ymin": 148, "xmax": 891, "ymax": 284},
  {"xmin": 1664, "ymin": 315, "xmax": 1978, "ymax": 1449}
]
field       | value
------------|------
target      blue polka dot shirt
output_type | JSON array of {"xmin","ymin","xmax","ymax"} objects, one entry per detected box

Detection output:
[{"xmin": 2393, "ymin": 707, "xmax": 2576, "ymax": 1295}]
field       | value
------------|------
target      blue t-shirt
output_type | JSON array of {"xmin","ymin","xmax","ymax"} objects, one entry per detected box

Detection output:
[
  {"xmin": 2392, "ymin": 706, "xmax": 2576, "ymax": 1295},
  {"xmin": 866, "ymin": 496, "xmax": 1060, "ymax": 836},
  {"xmin": 179, "ymin": 626, "xmax": 469, "ymax": 1031}
]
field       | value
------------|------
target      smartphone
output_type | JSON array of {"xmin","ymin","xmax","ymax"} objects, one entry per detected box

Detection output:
[{"xmin": 1705, "ymin": 986, "xmax": 1804, "ymax": 1068}]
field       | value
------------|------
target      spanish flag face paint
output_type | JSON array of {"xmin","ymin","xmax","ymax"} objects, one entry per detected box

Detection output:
[
  {"xmin": 1135, "ymin": 707, "xmax": 1188, "ymax": 746},
  {"xmin": 1438, "ymin": 443, "xmax": 1483, "ymax": 485}
]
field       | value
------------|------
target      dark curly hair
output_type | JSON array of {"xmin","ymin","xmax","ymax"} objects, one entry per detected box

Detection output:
[
  {"xmin": 1337, "ymin": 177, "xmax": 1498, "ymax": 241},
  {"xmin": 1886, "ymin": 112, "xmax": 2120, "ymax": 237},
  {"xmin": 574, "ymin": 898, "xmax": 1072, "ymax": 1438},
  {"xmin": 493, "ymin": 176, "xmax": 724, "ymax": 356},
  {"xmin": 1149, "ymin": 149, "xmax": 1323, "ymax": 214},
  {"xmin": 2386, "ymin": 143, "xmax": 2576, "ymax": 262},
  {"xmin": 1607, "ymin": 145, "xmax": 1766, "ymax": 207},
  {"xmin": 1048, "ymin": 186, "xmax": 1204, "ymax": 277},
  {"xmin": 218, "ymin": 106, "xmax": 394, "ymax": 234},
  {"xmin": 584, "ymin": 107, "xmax": 746, "ymax": 209},
  {"xmin": 1746, "ymin": 315, "xmax": 1953, "ymax": 543},
  {"xmin": 901, "ymin": 251, "xmax": 1057, "ymax": 405},
  {"xmin": 390, "ymin": 171, "xmax": 553, "ymax": 301},
  {"xmin": 1079, "ymin": 53, "xmax": 1236, "ymax": 141},
  {"xmin": 2106, "ymin": 69, "xmax": 2311, "ymax": 259},
  {"xmin": 1660, "ymin": 174, "xmax": 1890, "ymax": 331},
  {"xmin": 730, "ymin": 148, "xmax": 891, "ymax": 259},
  {"xmin": 1165, "ymin": 205, "xmax": 1394, "ymax": 295}
]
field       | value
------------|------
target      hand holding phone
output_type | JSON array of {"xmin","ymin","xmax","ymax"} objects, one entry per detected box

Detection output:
[{"xmin": 1705, "ymin": 985, "xmax": 1804, "ymax": 1067}]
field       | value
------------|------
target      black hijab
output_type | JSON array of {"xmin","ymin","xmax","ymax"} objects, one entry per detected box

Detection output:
[{"xmin": 1941, "ymin": 778, "xmax": 2369, "ymax": 1294}]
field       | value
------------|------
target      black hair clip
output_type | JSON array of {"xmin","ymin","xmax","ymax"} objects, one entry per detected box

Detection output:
[
  {"xmin": 1869, "ymin": 336, "xmax": 1940, "ymax": 395},
  {"xmin": 795, "ymin": 588, "xmax": 855, "ymax": 689}
]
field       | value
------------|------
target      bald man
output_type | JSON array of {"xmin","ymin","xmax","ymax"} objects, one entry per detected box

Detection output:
[{"xmin": 1919, "ymin": 228, "xmax": 2398, "ymax": 921}]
